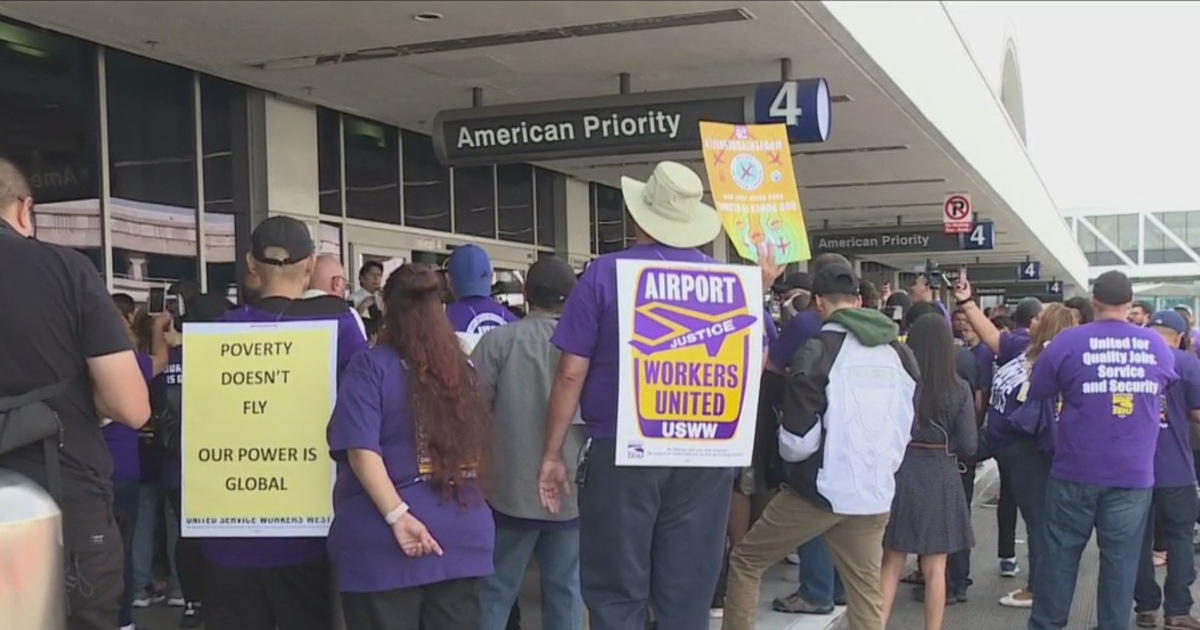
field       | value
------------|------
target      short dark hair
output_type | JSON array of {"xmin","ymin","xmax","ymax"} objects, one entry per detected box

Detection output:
[
  {"xmin": 1063, "ymin": 296, "xmax": 1094, "ymax": 323},
  {"xmin": 1132, "ymin": 301, "xmax": 1154, "ymax": 314},
  {"xmin": 359, "ymin": 261, "xmax": 384, "ymax": 280},
  {"xmin": 168, "ymin": 280, "xmax": 202, "ymax": 303},
  {"xmin": 859, "ymin": 280, "xmax": 880, "ymax": 310},
  {"xmin": 111, "ymin": 293, "xmax": 136, "ymax": 319},
  {"xmin": 991, "ymin": 315, "xmax": 1017, "ymax": 332},
  {"xmin": 904, "ymin": 301, "xmax": 942, "ymax": 329},
  {"xmin": 812, "ymin": 253, "xmax": 852, "ymax": 274},
  {"xmin": 1013, "ymin": 297, "xmax": 1043, "ymax": 329}
]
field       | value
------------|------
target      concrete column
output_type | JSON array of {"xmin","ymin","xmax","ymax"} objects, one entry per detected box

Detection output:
[
  {"xmin": 711, "ymin": 235, "xmax": 729, "ymax": 262},
  {"xmin": 563, "ymin": 176, "xmax": 593, "ymax": 270}
]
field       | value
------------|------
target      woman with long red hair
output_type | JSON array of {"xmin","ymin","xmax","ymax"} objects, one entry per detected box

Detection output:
[{"xmin": 326, "ymin": 263, "xmax": 494, "ymax": 630}]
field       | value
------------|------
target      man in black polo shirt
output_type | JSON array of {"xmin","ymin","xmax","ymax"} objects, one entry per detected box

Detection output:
[{"xmin": 0, "ymin": 157, "xmax": 152, "ymax": 630}]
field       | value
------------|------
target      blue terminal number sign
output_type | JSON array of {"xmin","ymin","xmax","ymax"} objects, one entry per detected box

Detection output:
[
  {"xmin": 808, "ymin": 222, "xmax": 996, "ymax": 256},
  {"xmin": 432, "ymin": 78, "xmax": 832, "ymax": 167}
]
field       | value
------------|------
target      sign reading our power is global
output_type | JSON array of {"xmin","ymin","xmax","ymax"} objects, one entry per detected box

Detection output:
[
  {"xmin": 615, "ymin": 260, "xmax": 763, "ymax": 467},
  {"xmin": 433, "ymin": 79, "xmax": 831, "ymax": 167},
  {"xmin": 181, "ymin": 321, "xmax": 338, "ymax": 538}
]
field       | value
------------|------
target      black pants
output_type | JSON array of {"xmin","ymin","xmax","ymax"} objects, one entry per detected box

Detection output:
[
  {"xmin": 1134, "ymin": 486, "xmax": 1199, "ymax": 617},
  {"xmin": 996, "ymin": 458, "xmax": 1019, "ymax": 559},
  {"xmin": 64, "ymin": 499, "xmax": 125, "ymax": 630},
  {"xmin": 578, "ymin": 439, "xmax": 731, "ymax": 630},
  {"xmin": 168, "ymin": 489, "xmax": 205, "ymax": 603},
  {"xmin": 948, "ymin": 462, "xmax": 976, "ymax": 592},
  {"xmin": 204, "ymin": 556, "xmax": 331, "ymax": 630},
  {"xmin": 342, "ymin": 578, "xmax": 481, "ymax": 630}
]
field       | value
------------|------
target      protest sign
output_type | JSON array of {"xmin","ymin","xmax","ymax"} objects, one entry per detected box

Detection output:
[
  {"xmin": 700, "ymin": 121, "xmax": 810, "ymax": 264},
  {"xmin": 614, "ymin": 259, "xmax": 763, "ymax": 467},
  {"xmin": 181, "ymin": 320, "xmax": 337, "ymax": 537}
]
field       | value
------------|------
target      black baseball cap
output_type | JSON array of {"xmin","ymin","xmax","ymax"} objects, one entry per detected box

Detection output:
[
  {"xmin": 250, "ymin": 216, "xmax": 314, "ymax": 266},
  {"xmin": 1092, "ymin": 270, "xmax": 1133, "ymax": 306},
  {"xmin": 811, "ymin": 264, "xmax": 859, "ymax": 297},
  {"xmin": 772, "ymin": 272, "xmax": 811, "ymax": 294},
  {"xmin": 525, "ymin": 257, "xmax": 577, "ymax": 307}
]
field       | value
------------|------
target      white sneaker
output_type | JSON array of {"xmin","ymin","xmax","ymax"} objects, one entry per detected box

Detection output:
[
  {"xmin": 999, "ymin": 589, "xmax": 1033, "ymax": 608},
  {"xmin": 785, "ymin": 552, "xmax": 800, "ymax": 564},
  {"xmin": 131, "ymin": 588, "xmax": 165, "ymax": 608},
  {"xmin": 167, "ymin": 595, "xmax": 186, "ymax": 607},
  {"xmin": 709, "ymin": 608, "xmax": 724, "ymax": 619}
]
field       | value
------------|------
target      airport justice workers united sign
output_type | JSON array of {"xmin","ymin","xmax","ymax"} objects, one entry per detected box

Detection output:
[
  {"xmin": 180, "ymin": 320, "xmax": 338, "ymax": 538},
  {"xmin": 614, "ymin": 259, "xmax": 764, "ymax": 467},
  {"xmin": 433, "ymin": 79, "xmax": 832, "ymax": 166}
]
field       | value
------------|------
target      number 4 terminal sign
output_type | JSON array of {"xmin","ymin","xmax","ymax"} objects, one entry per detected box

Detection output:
[{"xmin": 943, "ymin": 193, "xmax": 973, "ymax": 235}]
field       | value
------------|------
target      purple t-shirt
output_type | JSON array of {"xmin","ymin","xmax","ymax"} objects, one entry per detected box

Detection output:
[
  {"xmin": 767, "ymin": 309, "xmax": 822, "ymax": 372},
  {"xmin": 553, "ymin": 244, "xmax": 726, "ymax": 438},
  {"xmin": 1155, "ymin": 349, "xmax": 1200, "ymax": 488},
  {"xmin": 445, "ymin": 296, "xmax": 518, "ymax": 334},
  {"xmin": 984, "ymin": 331, "xmax": 1034, "ymax": 451},
  {"xmin": 327, "ymin": 346, "xmax": 494, "ymax": 593},
  {"xmin": 103, "ymin": 353, "xmax": 154, "ymax": 482},
  {"xmin": 1028, "ymin": 320, "xmax": 1178, "ymax": 488},
  {"xmin": 970, "ymin": 342, "xmax": 995, "ymax": 393},
  {"xmin": 201, "ymin": 297, "xmax": 370, "ymax": 569}
]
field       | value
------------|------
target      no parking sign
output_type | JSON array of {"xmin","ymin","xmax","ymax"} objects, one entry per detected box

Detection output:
[{"xmin": 943, "ymin": 193, "xmax": 972, "ymax": 235}]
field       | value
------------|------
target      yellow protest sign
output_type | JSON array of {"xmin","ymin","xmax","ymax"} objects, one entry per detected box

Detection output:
[
  {"xmin": 181, "ymin": 320, "xmax": 337, "ymax": 538},
  {"xmin": 700, "ymin": 121, "xmax": 810, "ymax": 264}
]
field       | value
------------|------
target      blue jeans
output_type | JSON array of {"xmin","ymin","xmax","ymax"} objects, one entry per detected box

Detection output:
[
  {"xmin": 113, "ymin": 479, "xmax": 141, "ymax": 626},
  {"xmin": 1134, "ymin": 486, "xmax": 1199, "ymax": 617},
  {"xmin": 796, "ymin": 537, "xmax": 844, "ymax": 605},
  {"xmin": 1028, "ymin": 478, "xmax": 1152, "ymax": 630},
  {"xmin": 481, "ymin": 524, "xmax": 582, "ymax": 630},
  {"xmin": 131, "ymin": 483, "xmax": 180, "ymax": 594}
]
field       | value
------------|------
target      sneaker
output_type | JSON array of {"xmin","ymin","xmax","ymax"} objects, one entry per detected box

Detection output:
[
  {"xmin": 999, "ymin": 558, "xmax": 1021, "ymax": 577},
  {"xmin": 785, "ymin": 552, "xmax": 800, "ymax": 564},
  {"xmin": 708, "ymin": 608, "xmax": 724, "ymax": 619},
  {"xmin": 999, "ymin": 589, "xmax": 1034, "ymax": 608},
  {"xmin": 1137, "ymin": 612, "xmax": 1160, "ymax": 628},
  {"xmin": 131, "ymin": 588, "xmax": 165, "ymax": 608},
  {"xmin": 772, "ymin": 592, "xmax": 835, "ymax": 615},
  {"xmin": 1165, "ymin": 615, "xmax": 1200, "ymax": 630},
  {"xmin": 180, "ymin": 602, "xmax": 203, "ymax": 630}
]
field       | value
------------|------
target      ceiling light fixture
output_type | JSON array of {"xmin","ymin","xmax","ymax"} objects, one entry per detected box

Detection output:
[{"xmin": 413, "ymin": 12, "xmax": 443, "ymax": 22}]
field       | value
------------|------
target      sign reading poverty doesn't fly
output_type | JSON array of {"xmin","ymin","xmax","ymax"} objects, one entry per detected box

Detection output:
[
  {"xmin": 615, "ymin": 259, "xmax": 763, "ymax": 467},
  {"xmin": 181, "ymin": 320, "xmax": 338, "ymax": 538}
]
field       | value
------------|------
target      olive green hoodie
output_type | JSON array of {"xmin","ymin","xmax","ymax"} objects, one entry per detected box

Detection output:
[{"xmin": 826, "ymin": 307, "xmax": 899, "ymax": 347}]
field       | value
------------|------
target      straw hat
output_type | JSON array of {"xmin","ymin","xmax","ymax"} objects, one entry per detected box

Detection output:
[{"xmin": 620, "ymin": 161, "xmax": 722, "ymax": 249}]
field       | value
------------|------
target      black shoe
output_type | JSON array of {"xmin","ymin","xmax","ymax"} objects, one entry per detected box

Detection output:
[
  {"xmin": 180, "ymin": 602, "xmax": 203, "ymax": 630},
  {"xmin": 911, "ymin": 586, "xmax": 958, "ymax": 606}
]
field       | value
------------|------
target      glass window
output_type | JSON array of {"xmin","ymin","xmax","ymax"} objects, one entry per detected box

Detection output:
[
  {"xmin": 534, "ymin": 168, "xmax": 561, "ymax": 249},
  {"xmin": 497, "ymin": 164, "xmax": 534, "ymax": 245},
  {"xmin": 593, "ymin": 183, "xmax": 625, "ymax": 255},
  {"xmin": 200, "ymin": 75, "xmax": 248, "ymax": 298},
  {"xmin": 1144, "ymin": 216, "xmax": 1165, "ymax": 252},
  {"xmin": 402, "ymin": 129, "xmax": 450, "ymax": 232},
  {"xmin": 624, "ymin": 208, "xmax": 637, "ymax": 249},
  {"xmin": 589, "ymin": 184, "xmax": 598, "ymax": 255},
  {"xmin": 317, "ymin": 108, "xmax": 341, "ymax": 217},
  {"xmin": 1091, "ymin": 215, "xmax": 1119, "ymax": 248},
  {"xmin": 1186, "ymin": 211, "xmax": 1200, "ymax": 249},
  {"xmin": 106, "ymin": 49, "xmax": 198, "ymax": 299},
  {"xmin": 453, "ymin": 165, "xmax": 496, "ymax": 239},
  {"xmin": 0, "ymin": 19, "xmax": 103, "ymax": 271},
  {"xmin": 344, "ymin": 116, "xmax": 400, "ymax": 224},
  {"xmin": 1116, "ymin": 213, "xmax": 1138, "ymax": 252}
]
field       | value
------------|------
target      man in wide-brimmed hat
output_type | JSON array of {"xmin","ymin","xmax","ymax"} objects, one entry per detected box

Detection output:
[{"xmin": 537, "ymin": 161, "xmax": 782, "ymax": 630}]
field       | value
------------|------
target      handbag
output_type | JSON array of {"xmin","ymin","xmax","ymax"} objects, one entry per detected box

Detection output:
[
  {"xmin": 0, "ymin": 380, "xmax": 71, "ymax": 502},
  {"xmin": 154, "ymin": 383, "xmax": 183, "ymax": 455}
]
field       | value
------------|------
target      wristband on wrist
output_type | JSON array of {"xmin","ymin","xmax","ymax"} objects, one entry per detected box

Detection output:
[
  {"xmin": 958, "ymin": 296, "xmax": 976, "ymax": 306},
  {"xmin": 384, "ymin": 502, "xmax": 410, "ymax": 525}
]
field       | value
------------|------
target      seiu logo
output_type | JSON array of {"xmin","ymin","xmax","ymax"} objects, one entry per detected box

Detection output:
[{"xmin": 626, "ymin": 443, "xmax": 645, "ymax": 459}]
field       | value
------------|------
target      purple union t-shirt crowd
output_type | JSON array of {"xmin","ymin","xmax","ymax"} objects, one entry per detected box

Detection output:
[{"xmin": 1027, "ymin": 319, "xmax": 1178, "ymax": 489}]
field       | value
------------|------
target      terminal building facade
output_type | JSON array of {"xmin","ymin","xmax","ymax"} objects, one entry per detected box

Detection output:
[
  {"xmin": 0, "ymin": 1, "xmax": 1090, "ymax": 308},
  {"xmin": 1065, "ymin": 207, "xmax": 1200, "ymax": 310}
]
